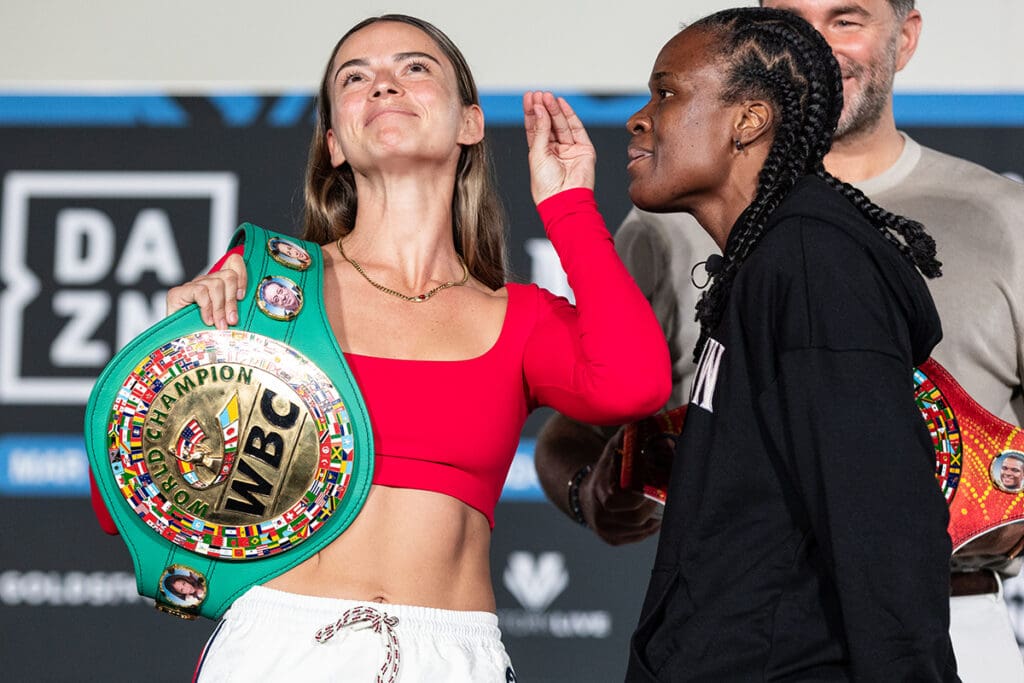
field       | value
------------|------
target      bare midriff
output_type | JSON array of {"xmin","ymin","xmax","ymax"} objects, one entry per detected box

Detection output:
[{"xmin": 264, "ymin": 485, "xmax": 495, "ymax": 612}]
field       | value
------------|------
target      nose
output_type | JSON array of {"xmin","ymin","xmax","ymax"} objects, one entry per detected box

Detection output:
[
  {"xmin": 371, "ymin": 72, "xmax": 403, "ymax": 99},
  {"xmin": 626, "ymin": 105, "xmax": 651, "ymax": 135}
]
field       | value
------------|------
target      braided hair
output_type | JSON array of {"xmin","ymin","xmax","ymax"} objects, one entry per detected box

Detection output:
[{"xmin": 689, "ymin": 7, "xmax": 940, "ymax": 362}]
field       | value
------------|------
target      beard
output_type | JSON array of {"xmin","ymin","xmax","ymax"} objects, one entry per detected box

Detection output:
[{"xmin": 835, "ymin": 32, "xmax": 900, "ymax": 140}]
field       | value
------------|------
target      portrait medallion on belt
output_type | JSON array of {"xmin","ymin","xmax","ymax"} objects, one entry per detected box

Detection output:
[
  {"xmin": 267, "ymin": 237, "xmax": 313, "ymax": 272},
  {"xmin": 156, "ymin": 565, "xmax": 209, "ymax": 619},
  {"xmin": 257, "ymin": 275, "xmax": 304, "ymax": 321}
]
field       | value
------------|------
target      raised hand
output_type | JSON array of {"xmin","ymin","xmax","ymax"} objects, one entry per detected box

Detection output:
[
  {"xmin": 165, "ymin": 253, "xmax": 246, "ymax": 330},
  {"xmin": 523, "ymin": 91, "xmax": 596, "ymax": 204}
]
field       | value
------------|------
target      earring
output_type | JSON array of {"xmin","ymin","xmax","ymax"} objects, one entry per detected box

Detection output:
[{"xmin": 734, "ymin": 139, "xmax": 745, "ymax": 151}]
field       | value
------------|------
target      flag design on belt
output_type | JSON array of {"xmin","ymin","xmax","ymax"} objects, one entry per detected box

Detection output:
[
  {"xmin": 218, "ymin": 393, "xmax": 241, "ymax": 475},
  {"xmin": 176, "ymin": 419, "xmax": 207, "ymax": 462},
  {"xmin": 175, "ymin": 419, "xmax": 209, "ymax": 488}
]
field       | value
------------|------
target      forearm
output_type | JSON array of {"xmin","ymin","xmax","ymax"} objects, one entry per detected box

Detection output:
[
  {"xmin": 530, "ymin": 190, "xmax": 671, "ymax": 422},
  {"xmin": 534, "ymin": 412, "xmax": 612, "ymax": 517}
]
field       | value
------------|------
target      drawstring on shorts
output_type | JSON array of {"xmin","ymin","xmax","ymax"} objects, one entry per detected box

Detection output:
[{"xmin": 315, "ymin": 606, "xmax": 401, "ymax": 683}]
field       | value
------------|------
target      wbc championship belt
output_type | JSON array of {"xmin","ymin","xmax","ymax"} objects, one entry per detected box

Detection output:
[
  {"xmin": 914, "ymin": 357, "xmax": 1024, "ymax": 556},
  {"xmin": 621, "ymin": 358, "xmax": 1024, "ymax": 557},
  {"xmin": 84, "ymin": 224, "xmax": 373, "ymax": 620}
]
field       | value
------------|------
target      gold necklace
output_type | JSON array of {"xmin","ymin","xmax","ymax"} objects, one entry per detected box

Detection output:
[{"xmin": 336, "ymin": 236, "xmax": 470, "ymax": 303}]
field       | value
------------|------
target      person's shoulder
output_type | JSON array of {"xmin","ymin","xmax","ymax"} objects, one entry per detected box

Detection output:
[
  {"xmin": 763, "ymin": 177, "xmax": 864, "ymax": 248},
  {"xmin": 754, "ymin": 177, "xmax": 900, "ymax": 278},
  {"xmin": 505, "ymin": 280, "xmax": 565, "ymax": 318},
  {"xmin": 915, "ymin": 144, "xmax": 1024, "ymax": 198},
  {"xmin": 904, "ymin": 144, "xmax": 1024, "ymax": 252}
]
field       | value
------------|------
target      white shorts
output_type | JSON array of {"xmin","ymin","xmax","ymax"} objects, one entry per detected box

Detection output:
[
  {"xmin": 949, "ymin": 574, "xmax": 1024, "ymax": 683},
  {"xmin": 194, "ymin": 585, "xmax": 516, "ymax": 683}
]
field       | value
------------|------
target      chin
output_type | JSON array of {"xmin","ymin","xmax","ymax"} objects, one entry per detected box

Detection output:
[
  {"xmin": 627, "ymin": 183, "xmax": 653, "ymax": 210},
  {"xmin": 628, "ymin": 185, "xmax": 672, "ymax": 214}
]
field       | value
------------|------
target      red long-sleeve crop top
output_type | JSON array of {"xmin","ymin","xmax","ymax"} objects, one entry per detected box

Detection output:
[{"xmin": 91, "ymin": 188, "xmax": 671, "ymax": 529}]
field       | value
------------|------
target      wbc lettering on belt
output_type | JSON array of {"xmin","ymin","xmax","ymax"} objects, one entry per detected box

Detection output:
[{"xmin": 140, "ymin": 362, "xmax": 319, "ymax": 527}]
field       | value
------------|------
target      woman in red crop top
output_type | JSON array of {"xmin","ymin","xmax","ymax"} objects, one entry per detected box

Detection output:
[{"xmin": 121, "ymin": 14, "xmax": 670, "ymax": 682}]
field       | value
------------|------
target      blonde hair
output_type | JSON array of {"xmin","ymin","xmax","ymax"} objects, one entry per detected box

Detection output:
[{"xmin": 301, "ymin": 14, "xmax": 507, "ymax": 290}]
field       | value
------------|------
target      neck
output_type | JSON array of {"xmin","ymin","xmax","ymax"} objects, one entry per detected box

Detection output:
[
  {"xmin": 342, "ymin": 169, "xmax": 464, "ymax": 291},
  {"xmin": 824, "ymin": 108, "xmax": 904, "ymax": 184},
  {"xmin": 690, "ymin": 153, "xmax": 764, "ymax": 253}
]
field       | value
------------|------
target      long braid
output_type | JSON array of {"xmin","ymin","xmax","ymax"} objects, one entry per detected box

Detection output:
[{"xmin": 690, "ymin": 8, "xmax": 940, "ymax": 362}]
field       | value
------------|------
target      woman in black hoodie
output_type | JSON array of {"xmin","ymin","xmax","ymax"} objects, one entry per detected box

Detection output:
[{"xmin": 624, "ymin": 8, "xmax": 958, "ymax": 681}]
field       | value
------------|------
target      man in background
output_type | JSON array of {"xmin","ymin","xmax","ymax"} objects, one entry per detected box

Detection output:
[{"xmin": 534, "ymin": 1, "xmax": 1024, "ymax": 678}]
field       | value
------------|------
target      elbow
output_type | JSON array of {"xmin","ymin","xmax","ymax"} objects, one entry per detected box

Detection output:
[
  {"xmin": 585, "ymin": 362, "xmax": 673, "ymax": 425},
  {"xmin": 630, "ymin": 345, "xmax": 673, "ymax": 414},
  {"xmin": 649, "ymin": 371, "xmax": 673, "ymax": 412},
  {"xmin": 624, "ymin": 370, "xmax": 673, "ymax": 420}
]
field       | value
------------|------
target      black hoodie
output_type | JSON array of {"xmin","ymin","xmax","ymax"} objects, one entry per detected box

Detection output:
[{"xmin": 627, "ymin": 176, "xmax": 959, "ymax": 682}]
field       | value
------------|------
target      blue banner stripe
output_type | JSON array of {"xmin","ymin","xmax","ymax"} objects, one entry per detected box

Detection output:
[
  {"xmin": 0, "ymin": 93, "xmax": 1021, "ymax": 127},
  {"xmin": 0, "ymin": 95, "xmax": 188, "ymax": 126},
  {"xmin": 892, "ymin": 93, "xmax": 1024, "ymax": 126},
  {"xmin": 268, "ymin": 94, "xmax": 313, "ymax": 126},
  {"xmin": 210, "ymin": 95, "xmax": 264, "ymax": 126}
]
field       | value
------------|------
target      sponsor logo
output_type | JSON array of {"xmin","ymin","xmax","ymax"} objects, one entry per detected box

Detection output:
[
  {"xmin": 504, "ymin": 551, "xmax": 569, "ymax": 611},
  {"xmin": 0, "ymin": 170, "xmax": 237, "ymax": 405},
  {"xmin": 498, "ymin": 551, "xmax": 612, "ymax": 639},
  {"xmin": 0, "ymin": 570, "xmax": 145, "ymax": 607}
]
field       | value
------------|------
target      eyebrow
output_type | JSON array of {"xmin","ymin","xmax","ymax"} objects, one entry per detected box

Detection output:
[
  {"xmin": 648, "ymin": 72, "xmax": 673, "ymax": 88},
  {"xmin": 773, "ymin": 2, "xmax": 870, "ymax": 19},
  {"xmin": 334, "ymin": 51, "xmax": 443, "ymax": 83},
  {"xmin": 829, "ymin": 4, "xmax": 871, "ymax": 17}
]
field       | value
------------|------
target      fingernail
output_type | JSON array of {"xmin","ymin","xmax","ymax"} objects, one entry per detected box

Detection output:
[{"xmin": 227, "ymin": 311, "xmax": 238, "ymax": 325}]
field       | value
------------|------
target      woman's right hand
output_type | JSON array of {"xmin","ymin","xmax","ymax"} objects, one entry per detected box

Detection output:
[
  {"xmin": 165, "ymin": 253, "xmax": 247, "ymax": 330},
  {"xmin": 523, "ymin": 91, "xmax": 596, "ymax": 205}
]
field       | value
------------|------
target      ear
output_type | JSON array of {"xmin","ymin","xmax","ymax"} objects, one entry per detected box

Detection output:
[
  {"xmin": 326, "ymin": 128, "xmax": 346, "ymax": 168},
  {"xmin": 732, "ymin": 100, "xmax": 772, "ymax": 150},
  {"xmin": 894, "ymin": 9, "xmax": 922, "ymax": 73},
  {"xmin": 456, "ymin": 103, "xmax": 485, "ymax": 146}
]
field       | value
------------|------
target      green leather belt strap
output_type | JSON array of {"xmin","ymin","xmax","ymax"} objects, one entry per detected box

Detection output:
[{"xmin": 84, "ymin": 223, "xmax": 373, "ymax": 620}]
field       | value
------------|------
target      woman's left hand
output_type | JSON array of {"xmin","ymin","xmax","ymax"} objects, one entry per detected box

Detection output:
[{"xmin": 523, "ymin": 91, "xmax": 596, "ymax": 204}]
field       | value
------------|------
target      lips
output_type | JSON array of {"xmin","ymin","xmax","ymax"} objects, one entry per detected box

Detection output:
[
  {"xmin": 627, "ymin": 145, "xmax": 653, "ymax": 169},
  {"xmin": 365, "ymin": 108, "xmax": 416, "ymax": 126}
]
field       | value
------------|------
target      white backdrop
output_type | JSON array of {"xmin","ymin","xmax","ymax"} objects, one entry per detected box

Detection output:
[{"xmin": 1, "ymin": 0, "xmax": 1022, "ymax": 93}]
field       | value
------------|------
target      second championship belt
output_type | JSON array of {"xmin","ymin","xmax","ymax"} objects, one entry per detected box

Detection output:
[
  {"xmin": 915, "ymin": 357, "xmax": 1024, "ymax": 556},
  {"xmin": 84, "ymin": 224, "xmax": 373, "ymax": 620}
]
